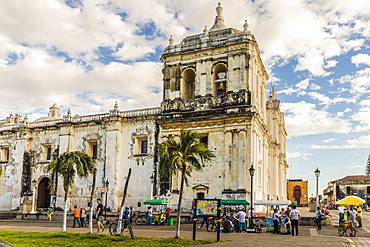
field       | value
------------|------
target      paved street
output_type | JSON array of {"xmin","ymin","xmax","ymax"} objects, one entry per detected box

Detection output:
[{"xmin": 0, "ymin": 208, "xmax": 370, "ymax": 246}]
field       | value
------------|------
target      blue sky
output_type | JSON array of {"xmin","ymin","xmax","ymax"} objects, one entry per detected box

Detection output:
[{"xmin": 0, "ymin": 0, "xmax": 370, "ymax": 197}]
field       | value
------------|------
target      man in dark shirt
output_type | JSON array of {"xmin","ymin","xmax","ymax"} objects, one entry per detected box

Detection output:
[{"xmin": 95, "ymin": 198, "xmax": 104, "ymax": 233}]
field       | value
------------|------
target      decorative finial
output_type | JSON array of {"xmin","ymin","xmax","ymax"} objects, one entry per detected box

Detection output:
[
  {"xmin": 203, "ymin": 26, "xmax": 209, "ymax": 36},
  {"xmin": 114, "ymin": 101, "xmax": 119, "ymax": 110},
  {"xmin": 169, "ymin": 35, "xmax": 174, "ymax": 46},
  {"xmin": 216, "ymin": 2, "xmax": 223, "ymax": 16},
  {"xmin": 210, "ymin": 2, "xmax": 227, "ymax": 31},
  {"xmin": 67, "ymin": 108, "xmax": 72, "ymax": 116},
  {"xmin": 24, "ymin": 114, "xmax": 28, "ymax": 121},
  {"xmin": 243, "ymin": 20, "xmax": 249, "ymax": 32}
]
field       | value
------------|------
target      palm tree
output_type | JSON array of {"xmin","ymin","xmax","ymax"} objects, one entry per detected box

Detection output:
[
  {"xmin": 45, "ymin": 151, "xmax": 96, "ymax": 232},
  {"xmin": 88, "ymin": 168, "xmax": 97, "ymax": 233},
  {"xmin": 158, "ymin": 129, "xmax": 215, "ymax": 239}
]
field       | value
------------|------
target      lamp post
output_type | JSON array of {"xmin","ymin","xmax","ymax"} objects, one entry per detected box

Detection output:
[
  {"xmin": 314, "ymin": 167, "xmax": 320, "ymax": 208},
  {"xmin": 249, "ymin": 165, "xmax": 255, "ymax": 229},
  {"xmin": 105, "ymin": 179, "xmax": 109, "ymax": 220},
  {"xmin": 150, "ymin": 174, "xmax": 154, "ymax": 200},
  {"xmin": 30, "ymin": 179, "xmax": 37, "ymax": 213}
]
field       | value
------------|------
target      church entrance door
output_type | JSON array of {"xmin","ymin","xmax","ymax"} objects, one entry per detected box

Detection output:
[{"xmin": 37, "ymin": 177, "xmax": 51, "ymax": 209}]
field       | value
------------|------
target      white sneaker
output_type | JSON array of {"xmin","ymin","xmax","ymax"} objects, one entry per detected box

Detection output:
[
  {"xmin": 95, "ymin": 231, "xmax": 99, "ymax": 233},
  {"xmin": 198, "ymin": 226, "xmax": 202, "ymax": 229}
]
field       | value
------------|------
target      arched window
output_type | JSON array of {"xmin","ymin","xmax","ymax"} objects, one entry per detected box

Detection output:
[
  {"xmin": 213, "ymin": 64, "xmax": 227, "ymax": 96},
  {"xmin": 293, "ymin": 185, "xmax": 301, "ymax": 198},
  {"xmin": 181, "ymin": 69, "xmax": 195, "ymax": 100}
]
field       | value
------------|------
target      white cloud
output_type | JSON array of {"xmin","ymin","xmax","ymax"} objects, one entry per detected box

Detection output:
[
  {"xmin": 281, "ymin": 101, "xmax": 352, "ymax": 137},
  {"xmin": 311, "ymin": 135, "xmax": 370, "ymax": 149},
  {"xmin": 296, "ymin": 79, "xmax": 310, "ymax": 90},
  {"xmin": 309, "ymin": 83, "xmax": 321, "ymax": 90},
  {"xmin": 351, "ymin": 53, "xmax": 370, "ymax": 67},
  {"xmin": 325, "ymin": 60, "xmax": 338, "ymax": 69},
  {"xmin": 338, "ymin": 67, "xmax": 370, "ymax": 96},
  {"xmin": 287, "ymin": 152, "xmax": 312, "ymax": 160},
  {"xmin": 323, "ymin": 138, "xmax": 338, "ymax": 143}
]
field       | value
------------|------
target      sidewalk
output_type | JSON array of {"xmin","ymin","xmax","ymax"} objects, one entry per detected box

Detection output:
[
  {"xmin": 0, "ymin": 218, "xmax": 359, "ymax": 247},
  {"xmin": 0, "ymin": 207, "xmax": 368, "ymax": 247}
]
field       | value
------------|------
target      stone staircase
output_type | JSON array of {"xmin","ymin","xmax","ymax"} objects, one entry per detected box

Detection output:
[{"xmin": 0, "ymin": 212, "xmax": 17, "ymax": 220}]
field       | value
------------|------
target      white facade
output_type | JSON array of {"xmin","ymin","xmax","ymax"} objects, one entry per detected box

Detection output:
[{"xmin": 0, "ymin": 3, "xmax": 287, "ymax": 213}]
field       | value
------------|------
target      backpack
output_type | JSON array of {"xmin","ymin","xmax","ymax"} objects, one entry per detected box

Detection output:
[{"xmin": 223, "ymin": 220, "xmax": 233, "ymax": 233}]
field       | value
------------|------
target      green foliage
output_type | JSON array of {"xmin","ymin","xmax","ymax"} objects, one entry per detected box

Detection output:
[
  {"xmin": 0, "ymin": 230, "xmax": 213, "ymax": 247},
  {"xmin": 365, "ymin": 154, "xmax": 370, "ymax": 175},
  {"xmin": 44, "ymin": 151, "xmax": 96, "ymax": 192},
  {"xmin": 158, "ymin": 129, "xmax": 215, "ymax": 185}
]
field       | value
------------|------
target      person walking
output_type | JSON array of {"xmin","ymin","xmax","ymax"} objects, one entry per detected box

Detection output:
[
  {"xmin": 198, "ymin": 216, "xmax": 211, "ymax": 229},
  {"xmin": 147, "ymin": 206, "xmax": 153, "ymax": 225},
  {"xmin": 247, "ymin": 207, "xmax": 254, "ymax": 228},
  {"xmin": 315, "ymin": 207, "xmax": 323, "ymax": 230},
  {"xmin": 124, "ymin": 207, "xmax": 130, "ymax": 219},
  {"xmin": 72, "ymin": 205, "xmax": 81, "ymax": 228},
  {"xmin": 348, "ymin": 205, "xmax": 358, "ymax": 228},
  {"xmin": 80, "ymin": 207, "xmax": 87, "ymax": 227},
  {"xmin": 338, "ymin": 205, "xmax": 345, "ymax": 224},
  {"xmin": 273, "ymin": 209, "xmax": 280, "ymax": 234},
  {"xmin": 237, "ymin": 209, "xmax": 247, "ymax": 233},
  {"xmin": 47, "ymin": 207, "xmax": 54, "ymax": 221},
  {"xmin": 289, "ymin": 205, "xmax": 301, "ymax": 236},
  {"xmin": 130, "ymin": 206, "xmax": 136, "ymax": 223},
  {"xmin": 95, "ymin": 198, "xmax": 104, "ymax": 233},
  {"xmin": 356, "ymin": 205, "xmax": 363, "ymax": 228}
]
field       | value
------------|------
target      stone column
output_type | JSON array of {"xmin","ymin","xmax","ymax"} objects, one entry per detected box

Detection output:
[
  {"xmin": 104, "ymin": 118, "xmax": 122, "ymax": 211},
  {"xmin": 224, "ymin": 130, "xmax": 232, "ymax": 190},
  {"xmin": 238, "ymin": 130, "xmax": 247, "ymax": 191}
]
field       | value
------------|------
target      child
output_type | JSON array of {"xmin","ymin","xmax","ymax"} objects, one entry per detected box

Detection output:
[{"xmin": 47, "ymin": 207, "xmax": 54, "ymax": 221}]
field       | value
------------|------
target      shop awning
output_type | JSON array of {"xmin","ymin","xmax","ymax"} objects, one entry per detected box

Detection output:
[
  {"xmin": 336, "ymin": 196, "xmax": 365, "ymax": 205},
  {"xmin": 143, "ymin": 199, "xmax": 168, "ymax": 205},
  {"xmin": 221, "ymin": 200, "xmax": 250, "ymax": 205}
]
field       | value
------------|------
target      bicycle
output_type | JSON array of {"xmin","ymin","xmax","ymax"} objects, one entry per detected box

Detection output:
[
  {"xmin": 338, "ymin": 221, "xmax": 357, "ymax": 237},
  {"xmin": 135, "ymin": 214, "xmax": 148, "ymax": 225},
  {"xmin": 109, "ymin": 218, "xmax": 134, "ymax": 239},
  {"xmin": 206, "ymin": 217, "xmax": 217, "ymax": 232}
]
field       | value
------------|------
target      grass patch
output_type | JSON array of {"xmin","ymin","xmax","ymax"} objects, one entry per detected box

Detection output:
[{"xmin": 0, "ymin": 230, "xmax": 214, "ymax": 247}]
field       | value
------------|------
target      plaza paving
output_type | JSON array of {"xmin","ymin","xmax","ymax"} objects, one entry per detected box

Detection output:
[{"xmin": 1, "ymin": 207, "xmax": 370, "ymax": 246}]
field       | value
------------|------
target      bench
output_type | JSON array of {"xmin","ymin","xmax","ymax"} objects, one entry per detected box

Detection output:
[{"xmin": 20, "ymin": 212, "xmax": 44, "ymax": 220}]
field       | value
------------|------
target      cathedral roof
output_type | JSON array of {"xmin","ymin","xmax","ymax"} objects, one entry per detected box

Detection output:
[{"xmin": 162, "ymin": 2, "xmax": 256, "ymax": 59}]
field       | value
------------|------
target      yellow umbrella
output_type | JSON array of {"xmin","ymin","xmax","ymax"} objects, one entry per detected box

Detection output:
[{"xmin": 336, "ymin": 196, "xmax": 365, "ymax": 205}]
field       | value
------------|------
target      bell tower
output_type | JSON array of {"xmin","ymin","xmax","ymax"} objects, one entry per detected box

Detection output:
[{"xmin": 160, "ymin": 2, "xmax": 269, "ymax": 119}]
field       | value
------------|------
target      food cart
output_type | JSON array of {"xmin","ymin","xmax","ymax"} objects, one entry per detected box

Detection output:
[
  {"xmin": 254, "ymin": 200, "xmax": 291, "ymax": 232},
  {"xmin": 143, "ymin": 199, "xmax": 168, "ymax": 225}
]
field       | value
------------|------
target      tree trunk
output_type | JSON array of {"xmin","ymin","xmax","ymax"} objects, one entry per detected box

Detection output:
[
  {"xmin": 175, "ymin": 165, "xmax": 186, "ymax": 239},
  {"xmin": 62, "ymin": 189, "xmax": 68, "ymax": 232},
  {"xmin": 116, "ymin": 168, "xmax": 132, "ymax": 235},
  {"xmin": 54, "ymin": 171, "xmax": 58, "ymax": 208},
  {"xmin": 88, "ymin": 168, "xmax": 97, "ymax": 233}
]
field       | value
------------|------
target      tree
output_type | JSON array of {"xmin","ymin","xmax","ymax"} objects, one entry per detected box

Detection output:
[
  {"xmin": 116, "ymin": 168, "xmax": 132, "ymax": 235},
  {"xmin": 45, "ymin": 151, "xmax": 96, "ymax": 232},
  {"xmin": 158, "ymin": 129, "xmax": 215, "ymax": 239},
  {"xmin": 88, "ymin": 168, "xmax": 97, "ymax": 234},
  {"xmin": 365, "ymin": 154, "xmax": 370, "ymax": 175}
]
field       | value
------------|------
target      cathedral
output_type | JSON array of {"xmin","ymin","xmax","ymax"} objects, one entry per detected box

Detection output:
[{"xmin": 0, "ymin": 3, "xmax": 287, "ymax": 212}]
